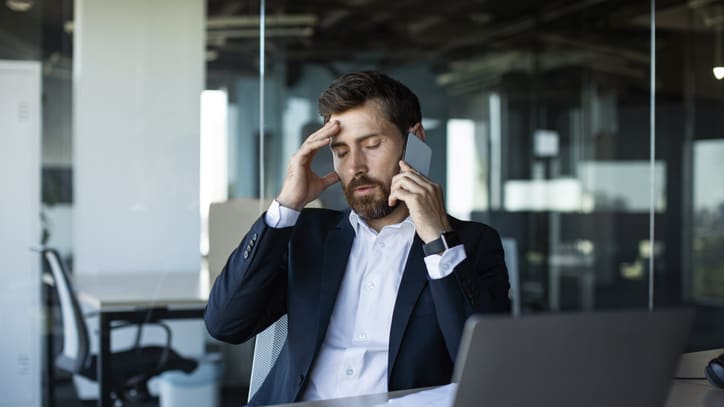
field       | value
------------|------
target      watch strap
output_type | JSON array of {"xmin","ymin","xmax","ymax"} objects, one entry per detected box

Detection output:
[{"xmin": 422, "ymin": 230, "xmax": 461, "ymax": 256}]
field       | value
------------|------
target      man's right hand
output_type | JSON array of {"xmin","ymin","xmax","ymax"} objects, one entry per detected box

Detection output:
[{"xmin": 276, "ymin": 120, "xmax": 341, "ymax": 211}]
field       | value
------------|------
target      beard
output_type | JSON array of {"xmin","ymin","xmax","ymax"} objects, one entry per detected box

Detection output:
[{"xmin": 343, "ymin": 174, "xmax": 397, "ymax": 220}]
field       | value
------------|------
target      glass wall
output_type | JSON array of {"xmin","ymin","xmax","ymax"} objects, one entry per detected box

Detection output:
[{"xmin": 209, "ymin": 0, "xmax": 724, "ymax": 345}]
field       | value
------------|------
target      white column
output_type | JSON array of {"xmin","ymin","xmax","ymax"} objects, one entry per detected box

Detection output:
[
  {"xmin": 73, "ymin": 0, "xmax": 204, "ymax": 274},
  {"xmin": 0, "ymin": 60, "xmax": 42, "ymax": 407}
]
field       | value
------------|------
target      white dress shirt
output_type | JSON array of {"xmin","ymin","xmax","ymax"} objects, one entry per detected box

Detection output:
[{"xmin": 264, "ymin": 200, "xmax": 466, "ymax": 400}]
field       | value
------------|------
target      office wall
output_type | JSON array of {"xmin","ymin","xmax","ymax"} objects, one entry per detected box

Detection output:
[
  {"xmin": 0, "ymin": 60, "xmax": 41, "ymax": 407},
  {"xmin": 73, "ymin": 0, "xmax": 204, "ymax": 274}
]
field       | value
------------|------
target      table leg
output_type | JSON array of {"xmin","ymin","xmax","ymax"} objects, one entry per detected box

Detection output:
[
  {"xmin": 43, "ymin": 283, "xmax": 54, "ymax": 407},
  {"xmin": 98, "ymin": 312, "xmax": 112, "ymax": 407}
]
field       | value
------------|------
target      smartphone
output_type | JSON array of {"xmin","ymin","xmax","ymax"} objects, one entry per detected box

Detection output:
[{"xmin": 402, "ymin": 133, "xmax": 432, "ymax": 176}]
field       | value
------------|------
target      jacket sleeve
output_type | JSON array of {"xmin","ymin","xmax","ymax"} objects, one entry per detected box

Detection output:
[
  {"xmin": 204, "ymin": 214, "xmax": 293, "ymax": 344},
  {"xmin": 428, "ymin": 222, "xmax": 511, "ymax": 360}
]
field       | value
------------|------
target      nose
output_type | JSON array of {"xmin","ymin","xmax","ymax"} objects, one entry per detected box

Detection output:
[{"xmin": 347, "ymin": 148, "xmax": 367, "ymax": 178}]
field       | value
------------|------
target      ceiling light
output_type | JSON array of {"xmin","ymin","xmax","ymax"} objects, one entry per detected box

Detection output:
[
  {"xmin": 5, "ymin": 0, "xmax": 34, "ymax": 12},
  {"xmin": 714, "ymin": 66, "xmax": 724, "ymax": 80}
]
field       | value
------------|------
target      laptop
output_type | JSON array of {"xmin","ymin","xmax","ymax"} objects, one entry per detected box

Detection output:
[{"xmin": 452, "ymin": 309, "xmax": 693, "ymax": 407}]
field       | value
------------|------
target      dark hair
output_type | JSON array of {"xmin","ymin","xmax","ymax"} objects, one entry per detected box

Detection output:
[{"xmin": 318, "ymin": 71, "xmax": 422, "ymax": 136}]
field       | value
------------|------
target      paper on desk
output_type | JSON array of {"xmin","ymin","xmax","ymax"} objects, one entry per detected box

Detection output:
[{"xmin": 376, "ymin": 383, "xmax": 457, "ymax": 407}]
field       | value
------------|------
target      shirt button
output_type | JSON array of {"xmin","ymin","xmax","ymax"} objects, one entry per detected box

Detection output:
[
  {"xmin": 365, "ymin": 282, "xmax": 375, "ymax": 290},
  {"xmin": 345, "ymin": 368, "xmax": 354, "ymax": 376},
  {"xmin": 378, "ymin": 241, "xmax": 386, "ymax": 248},
  {"xmin": 357, "ymin": 332, "xmax": 367, "ymax": 341}
]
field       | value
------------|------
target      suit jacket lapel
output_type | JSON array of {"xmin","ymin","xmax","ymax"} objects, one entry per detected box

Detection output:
[
  {"xmin": 316, "ymin": 211, "xmax": 355, "ymax": 346},
  {"xmin": 388, "ymin": 235, "xmax": 428, "ymax": 375}
]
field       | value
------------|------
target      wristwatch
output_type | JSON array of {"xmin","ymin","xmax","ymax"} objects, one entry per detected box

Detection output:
[{"xmin": 422, "ymin": 230, "xmax": 461, "ymax": 256}]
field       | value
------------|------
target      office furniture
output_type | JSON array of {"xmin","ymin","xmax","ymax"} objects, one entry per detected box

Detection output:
[
  {"xmin": 263, "ymin": 380, "xmax": 719, "ymax": 407},
  {"xmin": 41, "ymin": 248, "xmax": 199, "ymax": 405},
  {"xmin": 208, "ymin": 197, "xmax": 322, "ymax": 285},
  {"xmin": 208, "ymin": 197, "xmax": 275, "ymax": 287},
  {"xmin": 47, "ymin": 265, "xmax": 208, "ymax": 407},
  {"xmin": 262, "ymin": 350, "xmax": 724, "ymax": 407},
  {"xmin": 248, "ymin": 316, "xmax": 288, "ymax": 401}
]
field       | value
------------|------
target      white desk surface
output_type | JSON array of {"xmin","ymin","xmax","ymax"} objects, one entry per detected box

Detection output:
[
  {"xmin": 271, "ymin": 380, "xmax": 722, "ymax": 407},
  {"xmin": 73, "ymin": 271, "xmax": 209, "ymax": 310}
]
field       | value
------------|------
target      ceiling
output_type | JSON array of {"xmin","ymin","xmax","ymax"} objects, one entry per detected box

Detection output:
[{"xmin": 1, "ymin": 0, "xmax": 723, "ymax": 93}]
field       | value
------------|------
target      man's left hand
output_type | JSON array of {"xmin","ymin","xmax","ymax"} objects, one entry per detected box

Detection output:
[{"xmin": 388, "ymin": 160, "xmax": 452, "ymax": 243}]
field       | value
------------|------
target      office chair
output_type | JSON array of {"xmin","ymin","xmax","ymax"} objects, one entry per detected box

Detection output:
[
  {"xmin": 247, "ymin": 315, "xmax": 288, "ymax": 402},
  {"xmin": 41, "ymin": 248, "xmax": 198, "ymax": 404}
]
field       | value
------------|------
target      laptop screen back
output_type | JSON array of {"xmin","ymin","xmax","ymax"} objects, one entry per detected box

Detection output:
[{"xmin": 452, "ymin": 309, "xmax": 693, "ymax": 407}]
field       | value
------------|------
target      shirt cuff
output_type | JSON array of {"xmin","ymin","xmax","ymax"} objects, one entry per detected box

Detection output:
[
  {"xmin": 424, "ymin": 244, "xmax": 466, "ymax": 280},
  {"xmin": 264, "ymin": 200, "xmax": 301, "ymax": 228}
]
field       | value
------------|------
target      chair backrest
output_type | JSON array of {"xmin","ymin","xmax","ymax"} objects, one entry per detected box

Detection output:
[
  {"xmin": 208, "ymin": 198, "xmax": 274, "ymax": 286},
  {"xmin": 42, "ymin": 248, "xmax": 91, "ymax": 373},
  {"xmin": 247, "ymin": 315, "xmax": 288, "ymax": 402},
  {"xmin": 207, "ymin": 197, "xmax": 323, "ymax": 285},
  {"xmin": 501, "ymin": 238, "xmax": 520, "ymax": 316}
]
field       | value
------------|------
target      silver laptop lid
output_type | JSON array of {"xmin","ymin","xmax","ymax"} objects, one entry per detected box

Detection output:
[{"xmin": 452, "ymin": 308, "xmax": 693, "ymax": 407}]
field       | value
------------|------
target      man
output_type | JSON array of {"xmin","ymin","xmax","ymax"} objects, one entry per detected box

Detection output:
[{"xmin": 204, "ymin": 71, "xmax": 511, "ymax": 406}]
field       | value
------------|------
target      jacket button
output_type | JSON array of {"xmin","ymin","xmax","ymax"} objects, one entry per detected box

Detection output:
[
  {"xmin": 252, "ymin": 233, "xmax": 258, "ymax": 242},
  {"xmin": 243, "ymin": 250, "xmax": 249, "ymax": 259}
]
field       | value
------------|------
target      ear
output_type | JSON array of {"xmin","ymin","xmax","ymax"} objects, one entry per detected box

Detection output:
[{"xmin": 408, "ymin": 122, "xmax": 427, "ymax": 142}]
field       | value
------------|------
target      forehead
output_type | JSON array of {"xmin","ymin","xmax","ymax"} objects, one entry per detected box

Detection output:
[{"xmin": 330, "ymin": 101, "xmax": 400, "ymax": 143}]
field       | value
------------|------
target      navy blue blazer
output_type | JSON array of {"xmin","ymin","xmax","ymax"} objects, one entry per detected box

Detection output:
[{"xmin": 204, "ymin": 208, "xmax": 510, "ymax": 406}]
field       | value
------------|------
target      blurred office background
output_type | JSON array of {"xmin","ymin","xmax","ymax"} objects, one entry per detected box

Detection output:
[{"xmin": 1, "ymin": 0, "xmax": 723, "ymax": 405}]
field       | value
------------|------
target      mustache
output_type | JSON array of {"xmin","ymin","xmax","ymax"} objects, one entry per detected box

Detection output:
[{"xmin": 346, "ymin": 174, "xmax": 383, "ymax": 191}]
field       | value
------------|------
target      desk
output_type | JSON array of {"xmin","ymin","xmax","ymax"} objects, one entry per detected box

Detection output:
[
  {"xmin": 269, "ymin": 380, "xmax": 723, "ymax": 407},
  {"xmin": 270, "ymin": 350, "xmax": 724, "ymax": 407},
  {"xmin": 74, "ymin": 271, "xmax": 208, "ymax": 407}
]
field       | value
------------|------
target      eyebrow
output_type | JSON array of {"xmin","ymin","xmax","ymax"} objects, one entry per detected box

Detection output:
[{"xmin": 329, "ymin": 133, "xmax": 382, "ymax": 150}]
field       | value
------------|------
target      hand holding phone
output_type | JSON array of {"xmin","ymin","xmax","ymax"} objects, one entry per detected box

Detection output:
[{"xmin": 402, "ymin": 133, "xmax": 432, "ymax": 176}]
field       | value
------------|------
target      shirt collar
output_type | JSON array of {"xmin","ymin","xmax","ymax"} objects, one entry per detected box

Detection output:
[{"xmin": 348, "ymin": 209, "xmax": 416, "ymax": 237}]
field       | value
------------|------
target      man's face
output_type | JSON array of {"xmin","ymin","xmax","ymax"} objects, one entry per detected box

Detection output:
[{"xmin": 329, "ymin": 101, "xmax": 405, "ymax": 220}]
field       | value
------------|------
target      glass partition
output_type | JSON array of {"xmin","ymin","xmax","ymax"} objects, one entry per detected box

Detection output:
[{"xmin": 244, "ymin": 0, "xmax": 662, "ymax": 313}]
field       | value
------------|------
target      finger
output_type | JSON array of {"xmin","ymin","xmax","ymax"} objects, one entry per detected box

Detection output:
[
  {"xmin": 296, "ymin": 135, "xmax": 336, "ymax": 164},
  {"xmin": 321, "ymin": 171, "xmax": 340, "ymax": 189},
  {"xmin": 388, "ymin": 188, "xmax": 414, "ymax": 207},
  {"xmin": 305, "ymin": 120, "xmax": 340, "ymax": 144},
  {"xmin": 393, "ymin": 170, "xmax": 433, "ymax": 196},
  {"xmin": 399, "ymin": 160, "xmax": 427, "ymax": 180},
  {"xmin": 391, "ymin": 173, "xmax": 427, "ymax": 195}
]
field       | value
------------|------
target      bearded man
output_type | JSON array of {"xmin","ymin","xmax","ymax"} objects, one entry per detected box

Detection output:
[{"xmin": 204, "ymin": 70, "xmax": 511, "ymax": 406}]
